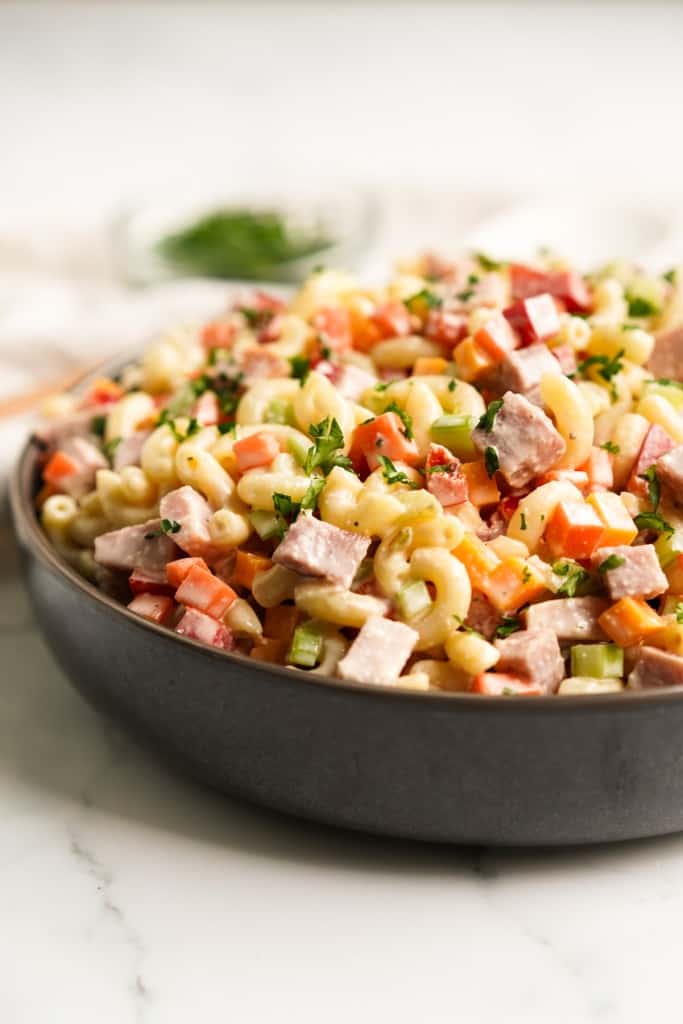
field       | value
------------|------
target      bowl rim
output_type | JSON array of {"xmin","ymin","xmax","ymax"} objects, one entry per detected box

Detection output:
[{"xmin": 11, "ymin": 351, "xmax": 683, "ymax": 711}]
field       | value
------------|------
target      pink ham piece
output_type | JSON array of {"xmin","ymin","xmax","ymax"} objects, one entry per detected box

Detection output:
[
  {"xmin": 191, "ymin": 390, "xmax": 220, "ymax": 426},
  {"xmin": 465, "ymin": 591, "xmax": 500, "ymax": 640},
  {"xmin": 272, "ymin": 512, "xmax": 370, "ymax": 590},
  {"xmin": 471, "ymin": 391, "xmax": 566, "ymax": 488},
  {"xmin": 503, "ymin": 293, "xmax": 560, "ymax": 346},
  {"xmin": 57, "ymin": 437, "xmax": 108, "ymax": 499},
  {"xmin": 627, "ymin": 424, "xmax": 675, "ymax": 495},
  {"xmin": 33, "ymin": 404, "xmax": 111, "ymax": 447},
  {"xmin": 551, "ymin": 344, "xmax": 577, "ymax": 376},
  {"xmin": 469, "ymin": 272, "xmax": 508, "ymax": 309},
  {"xmin": 592, "ymin": 544, "xmax": 668, "ymax": 600},
  {"xmin": 94, "ymin": 520, "xmax": 178, "ymax": 573},
  {"xmin": 241, "ymin": 347, "xmax": 289, "ymax": 382},
  {"xmin": 496, "ymin": 344, "xmax": 560, "ymax": 403},
  {"xmin": 524, "ymin": 596, "xmax": 608, "ymax": 641},
  {"xmin": 174, "ymin": 607, "xmax": 234, "ymax": 650},
  {"xmin": 159, "ymin": 486, "xmax": 215, "ymax": 559},
  {"xmin": 628, "ymin": 646, "xmax": 683, "ymax": 690},
  {"xmin": 337, "ymin": 616, "xmax": 419, "ymax": 685},
  {"xmin": 113, "ymin": 430, "xmax": 150, "ymax": 471},
  {"xmin": 655, "ymin": 445, "xmax": 683, "ymax": 501},
  {"xmin": 127, "ymin": 593, "xmax": 175, "ymax": 625},
  {"xmin": 509, "ymin": 265, "xmax": 591, "ymax": 313},
  {"xmin": 424, "ymin": 309, "xmax": 468, "ymax": 346},
  {"xmin": 494, "ymin": 628, "xmax": 565, "ymax": 694},
  {"xmin": 425, "ymin": 443, "xmax": 468, "ymax": 508},
  {"xmin": 317, "ymin": 363, "xmax": 377, "ymax": 402},
  {"xmin": 647, "ymin": 325, "xmax": 683, "ymax": 380}
]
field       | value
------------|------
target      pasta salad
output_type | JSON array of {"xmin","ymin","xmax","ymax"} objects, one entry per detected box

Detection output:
[{"xmin": 34, "ymin": 253, "xmax": 683, "ymax": 695}]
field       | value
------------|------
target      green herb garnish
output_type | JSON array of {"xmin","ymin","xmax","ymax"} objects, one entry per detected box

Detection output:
[
  {"xmin": 377, "ymin": 455, "xmax": 418, "ymax": 487},
  {"xmin": 91, "ymin": 415, "xmax": 106, "ymax": 438},
  {"xmin": 634, "ymin": 512, "xmax": 674, "ymax": 536},
  {"xmin": 484, "ymin": 446, "xmax": 500, "ymax": 478},
  {"xmin": 520, "ymin": 512, "xmax": 527, "ymax": 531},
  {"xmin": 289, "ymin": 356, "xmax": 310, "ymax": 386},
  {"xmin": 598, "ymin": 554, "xmax": 626, "ymax": 574},
  {"xmin": 448, "ymin": 379, "xmax": 457, "ymax": 392},
  {"xmin": 145, "ymin": 518, "xmax": 181, "ymax": 540},
  {"xmin": 103, "ymin": 436, "xmax": 122, "ymax": 461},
  {"xmin": 272, "ymin": 480, "xmax": 325, "ymax": 538},
  {"xmin": 640, "ymin": 465, "xmax": 661, "ymax": 511},
  {"xmin": 456, "ymin": 288, "xmax": 475, "ymax": 303},
  {"xmin": 477, "ymin": 398, "xmax": 503, "ymax": 433},
  {"xmin": 600, "ymin": 441, "xmax": 620, "ymax": 454},
  {"xmin": 303, "ymin": 417, "xmax": 353, "ymax": 476},
  {"xmin": 663, "ymin": 269, "xmax": 678, "ymax": 285},
  {"xmin": 383, "ymin": 401, "xmax": 414, "ymax": 440},
  {"xmin": 676, "ymin": 601, "xmax": 683, "ymax": 625},
  {"xmin": 627, "ymin": 295, "xmax": 659, "ymax": 318},
  {"xmin": 552, "ymin": 560, "xmax": 593, "ymax": 598},
  {"xmin": 474, "ymin": 252, "xmax": 504, "ymax": 272},
  {"xmin": 404, "ymin": 288, "xmax": 442, "ymax": 312},
  {"xmin": 495, "ymin": 616, "xmax": 522, "ymax": 639}
]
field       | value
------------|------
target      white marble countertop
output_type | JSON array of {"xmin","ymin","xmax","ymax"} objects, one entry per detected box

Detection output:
[{"xmin": 5, "ymin": 3, "xmax": 683, "ymax": 1021}]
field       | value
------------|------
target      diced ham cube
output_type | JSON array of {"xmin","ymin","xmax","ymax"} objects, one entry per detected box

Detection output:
[
  {"xmin": 628, "ymin": 646, "xmax": 683, "ymax": 690},
  {"xmin": 465, "ymin": 591, "xmax": 500, "ymax": 640},
  {"xmin": 113, "ymin": 430, "xmax": 150, "ymax": 471},
  {"xmin": 509, "ymin": 264, "xmax": 591, "ymax": 313},
  {"xmin": 33, "ymin": 404, "xmax": 111, "ymax": 447},
  {"xmin": 174, "ymin": 563, "xmax": 237, "ymax": 620},
  {"xmin": 425, "ymin": 443, "xmax": 468, "ymax": 508},
  {"xmin": 129, "ymin": 568, "xmax": 174, "ymax": 595},
  {"xmin": 524, "ymin": 596, "xmax": 609, "ymax": 641},
  {"xmin": 551, "ymin": 344, "xmax": 577, "ymax": 375},
  {"xmin": 241, "ymin": 347, "xmax": 290, "ymax": 382},
  {"xmin": 424, "ymin": 310, "xmax": 468, "ymax": 346},
  {"xmin": 127, "ymin": 593, "xmax": 175, "ymax": 625},
  {"xmin": 496, "ymin": 344, "xmax": 560, "ymax": 403},
  {"xmin": 333, "ymin": 364, "xmax": 378, "ymax": 401},
  {"xmin": 337, "ymin": 616, "xmax": 419, "ymax": 685},
  {"xmin": 272, "ymin": 512, "xmax": 370, "ymax": 590},
  {"xmin": 472, "ymin": 391, "xmax": 566, "ymax": 488},
  {"xmin": 503, "ymin": 293, "xmax": 561, "ymax": 346},
  {"xmin": 627, "ymin": 424, "xmax": 676, "ymax": 495},
  {"xmin": 474, "ymin": 312, "xmax": 519, "ymax": 361},
  {"xmin": 656, "ymin": 444, "xmax": 683, "ymax": 501},
  {"xmin": 174, "ymin": 607, "xmax": 234, "ymax": 650},
  {"xmin": 191, "ymin": 390, "xmax": 220, "ymax": 426},
  {"xmin": 592, "ymin": 544, "xmax": 668, "ymax": 600},
  {"xmin": 494, "ymin": 627, "xmax": 565, "ymax": 694},
  {"xmin": 159, "ymin": 486, "xmax": 216, "ymax": 559},
  {"xmin": 471, "ymin": 272, "xmax": 509, "ymax": 308},
  {"xmin": 94, "ymin": 520, "xmax": 178, "ymax": 573},
  {"xmin": 647, "ymin": 325, "xmax": 683, "ymax": 380}
]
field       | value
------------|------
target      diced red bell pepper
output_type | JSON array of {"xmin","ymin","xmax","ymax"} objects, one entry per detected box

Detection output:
[
  {"xmin": 128, "ymin": 593, "xmax": 175, "ymax": 625},
  {"xmin": 349, "ymin": 411, "xmax": 420, "ymax": 471},
  {"xmin": 83, "ymin": 377, "xmax": 124, "ymax": 406},
  {"xmin": 312, "ymin": 306, "xmax": 352, "ymax": 351},
  {"xmin": 470, "ymin": 672, "xmax": 542, "ymax": 696},
  {"xmin": 43, "ymin": 450, "xmax": 80, "ymax": 485},
  {"xmin": 424, "ymin": 309, "xmax": 468, "ymax": 346},
  {"xmin": 425, "ymin": 443, "xmax": 468, "ymax": 507},
  {"xmin": 129, "ymin": 569, "xmax": 174, "ymax": 596},
  {"xmin": 166, "ymin": 556, "xmax": 210, "ymax": 589},
  {"xmin": 503, "ymin": 293, "xmax": 561, "ymax": 345},
  {"xmin": 191, "ymin": 390, "xmax": 220, "ymax": 426},
  {"xmin": 509, "ymin": 264, "xmax": 591, "ymax": 313},
  {"xmin": 174, "ymin": 607, "xmax": 234, "ymax": 649},
  {"xmin": 474, "ymin": 312, "xmax": 520, "ymax": 362},
  {"xmin": 627, "ymin": 424, "xmax": 676, "ymax": 496},
  {"xmin": 370, "ymin": 301, "xmax": 412, "ymax": 340}
]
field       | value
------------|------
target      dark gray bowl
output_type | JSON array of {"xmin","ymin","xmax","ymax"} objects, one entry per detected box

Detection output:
[{"xmin": 10, "ymin": 427, "xmax": 683, "ymax": 845}]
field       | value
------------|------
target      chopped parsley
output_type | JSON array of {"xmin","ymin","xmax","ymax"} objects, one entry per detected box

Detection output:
[
  {"xmin": 522, "ymin": 566, "xmax": 532, "ymax": 584},
  {"xmin": 552, "ymin": 560, "xmax": 592, "ymax": 598},
  {"xmin": 640, "ymin": 465, "xmax": 661, "ymax": 511},
  {"xmin": 600, "ymin": 440, "xmax": 620, "ymax": 454},
  {"xmin": 103, "ymin": 436, "xmax": 121, "ymax": 461},
  {"xmin": 383, "ymin": 401, "xmax": 414, "ymax": 440},
  {"xmin": 627, "ymin": 295, "xmax": 659, "ymax": 318},
  {"xmin": 448, "ymin": 379, "xmax": 457, "ymax": 393},
  {"xmin": 377, "ymin": 454, "xmax": 417, "ymax": 487},
  {"xmin": 207, "ymin": 345, "xmax": 230, "ymax": 367},
  {"xmin": 473, "ymin": 252, "xmax": 504, "ymax": 272},
  {"xmin": 90, "ymin": 415, "xmax": 107, "ymax": 438},
  {"xmin": 634, "ymin": 512, "xmax": 674, "ymax": 536},
  {"xmin": 404, "ymin": 288, "xmax": 443, "ymax": 312},
  {"xmin": 156, "ymin": 409, "xmax": 200, "ymax": 441},
  {"xmin": 654, "ymin": 378, "xmax": 683, "ymax": 390},
  {"xmin": 272, "ymin": 478, "xmax": 326, "ymax": 537},
  {"xmin": 676, "ymin": 601, "xmax": 683, "ymax": 625},
  {"xmin": 303, "ymin": 417, "xmax": 353, "ymax": 475},
  {"xmin": 484, "ymin": 445, "xmax": 500, "ymax": 478},
  {"xmin": 145, "ymin": 518, "xmax": 181, "ymax": 540},
  {"xmin": 663, "ymin": 269, "xmax": 678, "ymax": 285},
  {"xmin": 519, "ymin": 511, "xmax": 527, "ymax": 531},
  {"xmin": 374, "ymin": 381, "xmax": 391, "ymax": 392},
  {"xmin": 289, "ymin": 355, "xmax": 310, "ymax": 386},
  {"xmin": 495, "ymin": 615, "xmax": 522, "ymax": 639},
  {"xmin": 598, "ymin": 554, "xmax": 626, "ymax": 574},
  {"xmin": 456, "ymin": 288, "xmax": 475, "ymax": 303},
  {"xmin": 425, "ymin": 463, "xmax": 452, "ymax": 474},
  {"xmin": 467, "ymin": 273, "xmax": 480, "ymax": 285},
  {"xmin": 217, "ymin": 422, "xmax": 235, "ymax": 435},
  {"xmin": 477, "ymin": 398, "xmax": 503, "ymax": 433},
  {"xmin": 574, "ymin": 349, "xmax": 625, "ymax": 399}
]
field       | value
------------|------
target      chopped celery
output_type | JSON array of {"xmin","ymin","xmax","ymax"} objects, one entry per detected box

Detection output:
[
  {"xmin": 264, "ymin": 398, "xmax": 294, "ymax": 425},
  {"xmin": 429, "ymin": 415, "xmax": 477, "ymax": 460},
  {"xmin": 287, "ymin": 434, "xmax": 312, "ymax": 467},
  {"xmin": 249, "ymin": 509, "xmax": 280, "ymax": 540},
  {"xmin": 396, "ymin": 579, "xmax": 432, "ymax": 621},
  {"xmin": 655, "ymin": 530, "xmax": 683, "ymax": 568},
  {"xmin": 570, "ymin": 643, "xmax": 624, "ymax": 679},
  {"xmin": 287, "ymin": 622, "xmax": 324, "ymax": 667},
  {"xmin": 641, "ymin": 379, "xmax": 683, "ymax": 413}
]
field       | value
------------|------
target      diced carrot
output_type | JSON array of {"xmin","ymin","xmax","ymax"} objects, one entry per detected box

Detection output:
[
  {"xmin": 129, "ymin": 569, "xmax": 174, "ymax": 597},
  {"xmin": 264, "ymin": 605, "xmax": 300, "ymax": 643},
  {"xmin": 579, "ymin": 447, "xmax": 614, "ymax": 492},
  {"xmin": 232, "ymin": 551, "xmax": 273, "ymax": 590},
  {"xmin": 460, "ymin": 461, "xmax": 501, "ymax": 507},
  {"xmin": 250, "ymin": 637, "xmax": 288, "ymax": 664},
  {"xmin": 43, "ymin": 450, "xmax": 80, "ymax": 485},
  {"xmin": 586, "ymin": 491, "xmax": 637, "ymax": 546},
  {"xmin": 413, "ymin": 356, "xmax": 448, "ymax": 376},
  {"xmin": 538, "ymin": 469, "xmax": 589, "ymax": 492},
  {"xmin": 349, "ymin": 309, "xmax": 383, "ymax": 352},
  {"xmin": 201, "ymin": 321, "xmax": 236, "ymax": 349},
  {"xmin": 127, "ymin": 593, "xmax": 175, "ymax": 625},
  {"xmin": 470, "ymin": 672, "xmax": 542, "ymax": 696},
  {"xmin": 453, "ymin": 534, "xmax": 501, "ymax": 590},
  {"xmin": 598, "ymin": 597, "xmax": 663, "ymax": 647},
  {"xmin": 83, "ymin": 377, "xmax": 124, "ymax": 406},
  {"xmin": 544, "ymin": 499, "xmax": 605, "ymax": 559},
  {"xmin": 482, "ymin": 557, "xmax": 547, "ymax": 613},
  {"xmin": 233, "ymin": 431, "xmax": 280, "ymax": 471},
  {"xmin": 166, "ymin": 556, "xmax": 209, "ymax": 589},
  {"xmin": 175, "ymin": 564, "xmax": 237, "ymax": 620},
  {"xmin": 349, "ymin": 412, "xmax": 420, "ymax": 471},
  {"xmin": 474, "ymin": 312, "xmax": 520, "ymax": 362},
  {"xmin": 370, "ymin": 300, "xmax": 412, "ymax": 340},
  {"xmin": 312, "ymin": 306, "xmax": 352, "ymax": 351},
  {"xmin": 452, "ymin": 337, "xmax": 497, "ymax": 382}
]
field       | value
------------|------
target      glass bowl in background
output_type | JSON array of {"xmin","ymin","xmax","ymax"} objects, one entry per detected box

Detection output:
[{"xmin": 111, "ymin": 186, "xmax": 381, "ymax": 286}]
